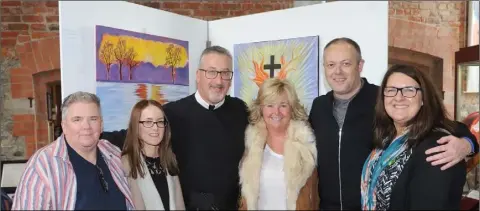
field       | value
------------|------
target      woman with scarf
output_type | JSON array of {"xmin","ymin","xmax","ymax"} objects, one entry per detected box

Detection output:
[{"xmin": 361, "ymin": 64, "xmax": 466, "ymax": 210}]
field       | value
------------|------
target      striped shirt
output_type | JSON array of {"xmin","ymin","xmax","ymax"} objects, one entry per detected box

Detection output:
[{"xmin": 11, "ymin": 135, "xmax": 134, "ymax": 210}]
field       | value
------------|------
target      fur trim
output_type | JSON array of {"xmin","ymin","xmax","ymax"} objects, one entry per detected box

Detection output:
[{"xmin": 239, "ymin": 120, "xmax": 317, "ymax": 210}]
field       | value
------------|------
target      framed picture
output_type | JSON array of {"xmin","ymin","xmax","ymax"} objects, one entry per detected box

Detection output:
[{"xmin": 1, "ymin": 160, "xmax": 28, "ymax": 196}]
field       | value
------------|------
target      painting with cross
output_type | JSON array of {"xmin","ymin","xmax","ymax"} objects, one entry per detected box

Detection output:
[{"xmin": 233, "ymin": 36, "xmax": 319, "ymax": 113}]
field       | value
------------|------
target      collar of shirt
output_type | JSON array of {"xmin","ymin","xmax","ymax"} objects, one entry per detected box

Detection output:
[{"xmin": 194, "ymin": 91, "xmax": 225, "ymax": 110}]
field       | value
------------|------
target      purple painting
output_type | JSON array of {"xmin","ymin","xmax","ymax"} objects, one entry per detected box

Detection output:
[{"xmin": 95, "ymin": 25, "xmax": 189, "ymax": 85}]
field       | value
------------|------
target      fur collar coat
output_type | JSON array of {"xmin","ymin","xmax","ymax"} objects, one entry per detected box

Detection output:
[{"xmin": 238, "ymin": 120, "xmax": 319, "ymax": 210}]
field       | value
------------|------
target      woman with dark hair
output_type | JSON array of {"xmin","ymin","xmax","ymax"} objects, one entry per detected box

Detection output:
[
  {"xmin": 121, "ymin": 99, "xmax": 185, "ymax": 210},
  {"xmin": 361, "ymin": 64, "xmax": 466, "ymax": 210}
]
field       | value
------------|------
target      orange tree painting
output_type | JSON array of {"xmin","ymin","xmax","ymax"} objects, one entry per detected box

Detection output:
[
  {"xmin": 234, "ymin": 36, "xmax": 319, "ymax": 113},
  {"xmin": 96, "ymin": 26, "xmax": 189, "ymax": 84},
  {"xmin": 95, "ymin": 25, "xmax": 189, "ymax": 132}
]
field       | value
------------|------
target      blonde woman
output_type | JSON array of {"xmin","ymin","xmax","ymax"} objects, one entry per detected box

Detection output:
[
  {"xmin": 238, "ymin": 78, "xmax": 319, "ymax": 210},
  {"xmin": 121, "ymin": 100, "xmax": 185, "ymax": 210}
]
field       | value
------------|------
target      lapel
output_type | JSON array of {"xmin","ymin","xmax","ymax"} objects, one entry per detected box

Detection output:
[
  {"xmin": 239, "ymin": 120, "xmax": 317, "ymax": 210},
  {"xmin": 51, "ymin": 135, "xmax": 77, "ymax": 210}
]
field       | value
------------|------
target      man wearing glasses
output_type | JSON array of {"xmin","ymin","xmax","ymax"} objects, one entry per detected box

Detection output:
[
  {"xmin": 12, "ymin": 91, "xmax": 134, "ymax": 210},
  {"xmin": 102, "ymin": 46, "xmax": 249, "ymax": 210}
]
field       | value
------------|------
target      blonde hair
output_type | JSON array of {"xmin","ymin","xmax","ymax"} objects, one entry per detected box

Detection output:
[{"xmin": 249, "ymin": 78, "xmax": 308, "ymax": 124}]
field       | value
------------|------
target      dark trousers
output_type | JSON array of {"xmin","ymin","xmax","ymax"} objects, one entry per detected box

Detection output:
[{"xmin": 187, "ymin": 191, "xmax": 238, "ymax": 210}]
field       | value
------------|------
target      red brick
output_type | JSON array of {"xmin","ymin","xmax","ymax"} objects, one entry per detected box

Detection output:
[
  {"xmin": 202, "ymin": 2, "xmax": 221, "ymax": 10},
  {"xmin": 182, "ymin": 2, "xmax": 201, "ymax": 9},
  {"xmin": 1, "ymin": 31, "xmax": 19, "ymax": 38},
  {"xmin": 212, "ymin": 10, "xmax": 229, "ymax": 17},
  {"xmin": 163, "ymin": 2, "xmax": 181, "ymax": 9},
  {"xmin": 15, "ymin": 43, "xmax": 32, "ymax": 54},
  {"xmin": 194, "ymin": 10, "xmax": 212, "ymax": 17},
  {"xmin": 17, "ymin": 35, "xmax": 31, "ymax": 43},
  {"xmin": 242, "ymin": 3, "xmax": 254, "ymax": 10},
  {"xmin": 34, "ymin": 6, "xmax": 49, "ymax": 13},
  {"xmin": 222, "ymin": 3, "xmax": 237, "ymax": 10},
  {"xmin": 8, "ymin": 23, "xmax": 29, "ymax": 30},
  {"xmin": 13, "ymin": 114, "xmax": 35, "ymax": 122},
  {"xmin": 45, "ymin": 1, "xmax": 58, "ymax": 7},
  {"xmin": 22, "ymin": 15, "xmax": 45, "ymax": 23},
  {"xmin": 171, "ymin": 10, "xmax": 193, "ymax": 17},
  {"xmin": 1, "ymin": 39, "xmax": 17, "ymax": 47},
  {"xmin": 22, "ymin": 1, "xmax": 44, "ymax": 7},
  {"xmin": 31, "ymin": 32, "xmax": 58, "ymax": 39},
  {"xmin": 1, "ymin": 15, "xmax": 21, "ymax": 22},
  {"xmin": 46, "ymin": 15, "xmax": 58, "ymax": 23},
  {"xmin": 1, "ymin": 0, "xmax": 21, "ymax": 7},
  {"xmin": 1, "ymin": 7, "xmax": 22, "ymax": 15},
  {"xmin": 31, "ymin": 23, "xmax": 47, "ymax": 31}
]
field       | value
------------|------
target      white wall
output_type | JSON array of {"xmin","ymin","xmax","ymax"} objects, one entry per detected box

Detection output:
[
  {"xmin": 59, "ymin": 1, "xmax": 207, "ymax": 99},
  {"xmin": 209, "ymin": 1, "xmax": 388, "ymax": 96}
]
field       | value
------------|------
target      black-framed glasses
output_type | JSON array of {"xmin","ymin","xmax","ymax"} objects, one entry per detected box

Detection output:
[
  {"xmin": 199, "ymin": 69, "xmax": 233, "ymax": 80},
  {"xmin": 96, "ymin": 165, "xmax": 109, "ymax": 192},
  {"xmin": 384, "ymin": 86, "xmax": 422, "ymax": 98},
  {"xmin": 139, "ymin": 120, "xmax": 167, "ymax": 128}
]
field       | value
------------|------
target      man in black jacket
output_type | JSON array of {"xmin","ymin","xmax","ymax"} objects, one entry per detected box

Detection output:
[{"xmin": 308, "ymin": 37, "xmax": 478, "ymax": 210}]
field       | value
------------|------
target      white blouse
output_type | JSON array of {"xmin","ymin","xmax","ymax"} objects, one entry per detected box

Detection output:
[{"xmin": 257, "ymin": 144, "xmax": 287, "ymax": 210}]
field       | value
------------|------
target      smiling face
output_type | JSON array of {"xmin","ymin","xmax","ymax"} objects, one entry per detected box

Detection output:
[
  {"xmin": 323, "ymin": 42, "xmax": 364, "ymax": 99},
  {"xmin": 384, "ymin": 72, "xmax": 423, "ymax": 129},
  {"xmin": 62, "ymin": 102, "xmax": 103, "ymax": 148},
  {"xmin": 196, "ymin": 53, "xmax": 232, "ymax": 105},
  {"xmin": 138, "ymin": 105, "xmax": 166, "ymax": 147},
  {"xmin": 261, "ymin": 92, "xmax": 292, "ymax": 131}
]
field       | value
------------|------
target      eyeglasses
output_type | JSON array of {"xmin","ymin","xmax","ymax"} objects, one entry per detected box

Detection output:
[
  {"xmin": 384, "ymin": 86, "xmax": 422, "ymax": 98},
  {"xmin": 199, "ymin": 69, "xmax": 233, "ymax": 80},
  {"xmin": 96, "ymin": 165, "xmax": 109, "ymax": 192},
  {"xmin": 139, "ymin": 120, "xmax": 167, "ymax": 128}
]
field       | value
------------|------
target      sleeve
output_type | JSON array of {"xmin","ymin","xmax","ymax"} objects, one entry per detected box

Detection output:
[
  {"xmin": 407, "ymin": 140, "xmax": 466, "ymax": 210},
  {"xmin": 100, "ymin": 129, "xmax": 128, "ymax": 149},
  {"xmin": 452, "ymin": 121, "xmax": 479, "ymax": 156},
  {"xmin": 12, "ymin": 166, "xmax": 51, "ymax": 210},
  {"xmin": 308, "ymin": 98, "xmax": 318, "ymax": 129}
]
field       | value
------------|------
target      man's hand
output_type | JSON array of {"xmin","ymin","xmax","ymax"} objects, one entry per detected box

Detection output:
[{"xmin": 425, "ymin": 135, "xmax": 471, "ymax": 170}]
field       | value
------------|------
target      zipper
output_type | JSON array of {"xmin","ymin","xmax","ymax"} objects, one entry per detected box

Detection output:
[{"xmin": 338, "ymin": 127, "xmax": 343, "ymax": 210}]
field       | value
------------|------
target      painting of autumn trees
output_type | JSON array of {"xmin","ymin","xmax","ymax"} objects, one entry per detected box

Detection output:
[
  {"xmin": 95, "ymin": 25, "xmax": 190, "ymax": 133},
  {"xmin": 99, "ymin": 39, "xmax": 140, "ymax": 81},
  {"xmin": 96, "ymin": 25, "xmax": 189, "ymax": 85}
]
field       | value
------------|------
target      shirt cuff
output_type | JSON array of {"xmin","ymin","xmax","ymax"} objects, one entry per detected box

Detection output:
[{"xmin": 463, "ymin": 137, "xmax": 475, "ymax": 155}]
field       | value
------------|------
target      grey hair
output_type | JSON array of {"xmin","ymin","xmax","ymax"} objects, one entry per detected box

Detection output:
[
  {"xmin": 199, "ymin": 45, "xmax": 232, "ymax": 66},
  {"xmin": 61, "ymin": 91, "xmax": 102, "ymax": 120}
]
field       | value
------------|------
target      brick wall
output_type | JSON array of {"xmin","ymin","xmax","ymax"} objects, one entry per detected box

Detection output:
[
  {"xmin": 388, "ymin": 1, "xmax": 467, "ymax": 116},
  {"xmin": 0, "ymin": 0, "xmax": 294, "ymax": 158},
  {"xmin": 132, "ymin": 0, "xmax": 294, "ymax": 20}
]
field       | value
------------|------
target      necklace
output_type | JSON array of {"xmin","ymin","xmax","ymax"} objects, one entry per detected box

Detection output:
[{"xmin": 144, "ymin": 155, "xmax": 164, "ymax": 175}]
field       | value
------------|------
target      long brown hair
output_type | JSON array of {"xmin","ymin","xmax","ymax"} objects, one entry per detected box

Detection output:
[
  {"xmin": 121, "ymin": 100, "xmax": 179, "ymax": 178},
  {"xmin": 373, "ymin": 64, "xmax": 456, "ymax": 148}
]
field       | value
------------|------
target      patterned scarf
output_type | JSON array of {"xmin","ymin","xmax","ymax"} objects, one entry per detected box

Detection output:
[{"xmin": 360, "ymin": 132, "xmax": 410, "ymax": 210}]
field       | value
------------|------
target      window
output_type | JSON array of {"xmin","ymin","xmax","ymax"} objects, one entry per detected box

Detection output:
[{"xmin": 468, "ymin": 1, "xmax": 479, "ymax": 46}]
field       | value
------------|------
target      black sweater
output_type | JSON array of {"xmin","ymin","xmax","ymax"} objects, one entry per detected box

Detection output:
[{"xmin": 308, "ymin": 78, "xmax": 478, "ymax": 210}]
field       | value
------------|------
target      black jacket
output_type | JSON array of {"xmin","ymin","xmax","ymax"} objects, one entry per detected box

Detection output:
[
  {"xmin": 308, "ymin": 78, "xmax": 478, "ymax": 210},
  {"xmin": 388, "ymin": 130, "xmax": 466, "ymax": 210}
]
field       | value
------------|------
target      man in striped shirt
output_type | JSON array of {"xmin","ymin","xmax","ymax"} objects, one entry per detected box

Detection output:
[{"xmin": 12, "ymin": 91, "xmax": 134, "ymax": 210}]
